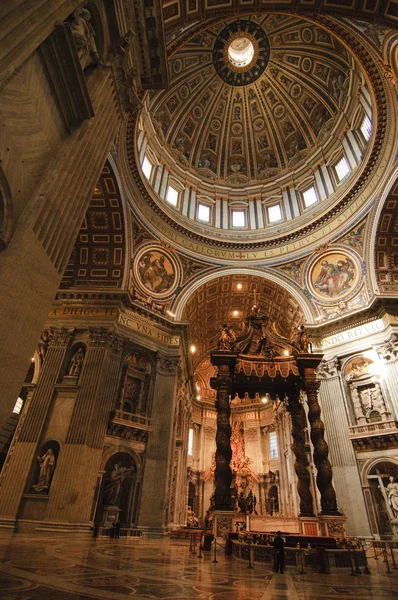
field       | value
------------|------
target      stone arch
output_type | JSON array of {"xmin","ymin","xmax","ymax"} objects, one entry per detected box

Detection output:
[
  {"xmin": 96, "ymin": 449, "xmax": 140, "ymax": 529},
  {"xmin": 369, "ymin": 166, "xmax": 398, "ymax": 295},
  {"xmin": 173, "ymin": 267, "xmax": 313, "ymax": 322},
  {"xmin": 361, "ymin": 458, "xmax": 398, "ymax": 537}
]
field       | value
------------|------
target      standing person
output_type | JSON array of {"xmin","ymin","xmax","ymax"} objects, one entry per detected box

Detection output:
[{"xmin": 273, "ymin": 531, "xmax": 285, "ymax": 574}]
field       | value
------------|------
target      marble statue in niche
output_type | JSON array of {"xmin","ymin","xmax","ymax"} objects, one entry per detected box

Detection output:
[
  {"xmin": 68, "ymin": 347, "xmax": 85, "ymax": 378},
  {"xmin": 121, "ymin": 377, "xmax": 141, "ymax": 413},
  {"xmin": 383, "ymin": 476, "xmax": 398, "ymax": 518},
  {"xmin": 104, "ymin": 464, "xmax": 133, "ymax": 506},
  {"xmin": 70, "ymin": 7, "xmax": 100, "ymax": 71},
  {"xmin": 33, "ymin": 449, "xmax": 56, "ymax": 493}
]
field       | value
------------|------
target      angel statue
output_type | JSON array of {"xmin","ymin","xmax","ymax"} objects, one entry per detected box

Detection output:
[{"xmin": 218, "ymin": 323, "xmax": 236, "ymax": 351}]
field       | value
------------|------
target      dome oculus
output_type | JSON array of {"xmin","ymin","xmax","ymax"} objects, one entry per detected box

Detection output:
[
  {"xmin": 228, "ymin": 37, "xmax": 255, "ymax": 68},
  {"xmin": 213, "ymin": 20, "xmax": 270, "ymax": 86}
]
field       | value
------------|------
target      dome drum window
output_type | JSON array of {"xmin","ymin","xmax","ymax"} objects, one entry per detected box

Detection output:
[
  {"xmin": 231, "ymin": 210, "xmax": 246, "ymax": 228},
  {"xmin": 166, "ymin": 184, "xmax": 179, "ymax": 207},
  {"xmin": 197, "ymin": 203, "xmax": 211, "ymax": 223},
  {"xmin": 302, "ymin": 186, "xmax": 318, "ymax": 208},
  {"xmin": 267, "ymin": 204, "xmax": 282, "ymax": 224},
  {"xmin": 334, "ymin": 156, "xmax": 351, "ymax": 183},
  {"xmin": 142, "ymin": 156, "xmax": 153, "ymax": 180},
  {"xmin": 360, "ymin": 115, "xmax": 372, "ymax": 142}
]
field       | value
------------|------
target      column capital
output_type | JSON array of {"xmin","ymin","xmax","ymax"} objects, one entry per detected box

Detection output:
[
  {"xmin": 316, "ymin": 358, "xmax": 340, "ymax": 379},
  {"xmin": 156, "ymin": 353, "xmax": 180, "ymax": 375},
  {"xmin": 89, "ymin": 327, "xmax": 110, "ymax": 347},
  {"xmin": 49, "ymin": 327, "xmax": 74, "ymax": 348}
]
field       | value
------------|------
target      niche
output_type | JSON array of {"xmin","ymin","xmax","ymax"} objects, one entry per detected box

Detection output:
[
  {"xmin": 118, "ymin": 353, "xmax": 152, "ymax": 415},
  {"xmin": 29, "ymin": 440, "xmax": 60, "ymax": 495}
]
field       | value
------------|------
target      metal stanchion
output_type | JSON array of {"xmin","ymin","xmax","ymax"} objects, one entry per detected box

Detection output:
[
  {"xmin": 212, "ymin": 537, "xmax": 218, "ymax": 564},
  {"xmin": 348, "ymin": 546, "xmax": 357, "ymax": 576},
  {"xmin": 382, "ymin": 544, "xmax": 391, "ymax": 574},
  {"xmin": 247, "ymin": 539, "xmax": 254, "ymax": 569},
  {"xmin": 389, "ymin": 543, "xmax": 398, "ymax": 570},
  {"xmin": 192, "ymin": 533, "xmax": 197, "ymax": 555},
  {"xmin": 373, "ymin": 542, "xmax": 379, "ymax": 560},
  {"xmin": 197, "ymin": 534, "xmax": 203, "ymax": 559}
]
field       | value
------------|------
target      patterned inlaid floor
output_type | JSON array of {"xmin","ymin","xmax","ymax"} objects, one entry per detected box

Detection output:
[{"xmin": 0, "ymin": 533, "xmax": 397, "ymax": 599}]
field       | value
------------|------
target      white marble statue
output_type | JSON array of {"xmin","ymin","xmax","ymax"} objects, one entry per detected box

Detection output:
[
  {"xmin": 70, "ymin": 7, "xmax": 100, "ymax": 70},
  {"xmin": 33, "ymin": 449, "xmax": 56, "ymax": 492},
  {"xmin": 385, "ymin": 476, "xmax": 398, "ymax": 518},
  {"xmin": 68, "ymin": 348, "xmax": 85, "ymax": 377}
]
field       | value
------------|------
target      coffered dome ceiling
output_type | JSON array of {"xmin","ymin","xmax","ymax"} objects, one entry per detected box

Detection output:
[{"xmin": 145, "ymin": 14, "xmax": 360, "ymax": 187}]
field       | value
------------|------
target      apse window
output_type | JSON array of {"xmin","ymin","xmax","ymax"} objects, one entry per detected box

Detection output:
[
  {"xmin": 197, "ymin": 203, "xmax": 210, "ymax": 223},
  {"xmin": 232, "ymin": 210, "xmax": 246, "ymax": 227},
  {"xmin": 360, "ymin": 115, "xmax": 372, "ymax": 141},
  {"xmin": 188, "ymin": 428, "xmax": 194, "ymax": 456},
  {"xmin": 166, "ymin": 185, "xmax": 179, "ymax": 206},
  {"xmin": 302, "ymin": 186, "xmax": 318, "ymax": 208},
  {"xmin": 335, "ymin": 156, "xmax": 351, "ymax": 182},
  {"xmin": 269, "ymin": 431, "xmax": 278, "ymax": 459},
  {"xmin": 141, "ymin": 156, "xmax": 152, "ymax": 180},
  {"xmin": 228, "ymin": 37, "xmax": 254, "ymax": 68},
  {"xmin": 267, "ymin": 204, "xmax": 282, "ymax": 223}
]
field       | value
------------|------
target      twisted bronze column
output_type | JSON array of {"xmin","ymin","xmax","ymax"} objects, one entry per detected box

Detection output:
[
  {"xmin": 210, "ymin": 351, "xmax": 237, "ymax": 511},
  {"xmin": 303, "ymin": 367, "xmax": 340, "ymax": 515},
  {"xmin": 287, "ymin": 391, "xmax": 314, "ymax": 516}
]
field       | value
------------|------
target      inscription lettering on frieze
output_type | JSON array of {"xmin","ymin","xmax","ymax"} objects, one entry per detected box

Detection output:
[
  {"xmin": 49, "ymin": 306, "xmax": 116, "ymax": 317},
  {"xmin": 313, "ymin": 319, "xmax": 385, "ymax": 351},
  {"xmin": 118, "ymin": 312, "xmax": 179, "ymax": 346}
]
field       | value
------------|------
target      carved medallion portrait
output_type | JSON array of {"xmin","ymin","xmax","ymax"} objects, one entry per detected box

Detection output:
[
  {"xmin": 308, "ymin": 251, "xmax": 361, "ymax": 301},
  {"xmin": 134, "ymin": 245, "xmax": 180, "ymax": 299}
]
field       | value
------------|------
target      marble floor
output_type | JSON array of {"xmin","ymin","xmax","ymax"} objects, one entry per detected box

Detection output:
[{"xmin": 0, "ymin": 533, "xmax": 397, "ymax": 600}]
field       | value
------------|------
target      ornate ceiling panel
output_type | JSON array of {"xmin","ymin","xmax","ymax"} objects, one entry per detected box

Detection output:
[
  {"xmin": 148, "ymin": 14, "xmax": 355, "ymax": 187},
  {"xmin": 183, "ymin": 273, "xmax": 304, "ymax": 367},
  {"xmin": 161, "ymin": 0, "xmax": 398, "ymax": 36},
  {"xmin": 61, "ymin": 162, "xmax": 126, "ymax": 289},
  {"xmin": 375, "ymin": 175, "xmax": 398, "ymax": 294}
]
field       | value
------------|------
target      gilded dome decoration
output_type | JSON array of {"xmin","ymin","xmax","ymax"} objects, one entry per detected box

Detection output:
[
  {"xmin": 145, "ymin": 14, "xmax": 358, "ymax": 188},
  {"xmin": 213, "ymin": 20, "xmax": 270, "ymax": 86}
]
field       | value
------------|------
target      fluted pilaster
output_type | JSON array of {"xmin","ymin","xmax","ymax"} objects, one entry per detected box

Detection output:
[
  {"xmin": 138, "ymin": 354, "xmax": 180, "ymax": 534},
  {"xmin": 0, "ymin": 328, "xmax": 71, "ymax": 520},
  {"xmin": 43, "ymin": 331, "xmax": 124, "ymax": 527},
  {"xmin": 319, "ymin": 373, "xmax": 371, "ymax": 536}
]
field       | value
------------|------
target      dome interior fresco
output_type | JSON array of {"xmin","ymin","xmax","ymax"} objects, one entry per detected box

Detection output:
[
  {"xmin": 145, "ymin": 14, "xmax": 363, "ymax": 188},
  {"xmin": 183, "ymin": 274, "xmax": 304, "ymax": 368}
]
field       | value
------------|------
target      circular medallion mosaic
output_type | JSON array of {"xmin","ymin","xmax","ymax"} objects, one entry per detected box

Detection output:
[
  {"xmin": 307, "ymin": 250, "xmax": 361, "ymax": 302},
  {"xmin": 133, "ymin": 246, "xmax": 181, "ymax": 299},
  {"xmin": 213, "ymin": 20, "xmax": 270, "ymax": 86}
]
